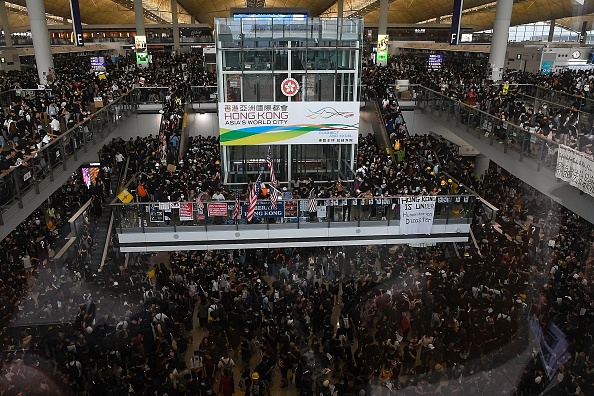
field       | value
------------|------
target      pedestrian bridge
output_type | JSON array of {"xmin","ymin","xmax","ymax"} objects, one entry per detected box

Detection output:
[{"xmin": 114, "ymin": 195, "xmax": 474, "ymax": 251}]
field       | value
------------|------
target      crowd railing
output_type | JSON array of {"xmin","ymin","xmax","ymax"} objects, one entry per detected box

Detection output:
[
  {"xmin": 112, "ymin": 194, "xmax": 476, "ymax": 233},
  {"xmin": 0, "ymin": 91, "xmax": 139, "ymax": 225},
  {"xmin": 189, "ymin": 85, "xmax": 218, "ymax": 104},
  {"xmin": 416, "ymin": 85, "xmax": 564, "ymax": 174}
]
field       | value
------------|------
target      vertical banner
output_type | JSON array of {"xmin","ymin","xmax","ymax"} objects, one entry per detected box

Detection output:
[
  {"xmin": 399, "ymin": 197, "xmax": 436, "ymax": 235},
  {"xmin": 580, "ymin": 21, "xmax": 588, "ymax": 44},
  {"xmin": 555, "ymin": 144, "xmax": 594, "ymax": 197},
  {"xmin": 377, "ymin": 34, "xmax": 389, "ymax": 66},
  {"xmin": 450, "ymin": 0, "xmax": 464, "ymax": 45},
  {"xmin": 69, "ymin": 0, "xmax": 84, "ymax": 46},
  {"xmin": 135, "ymin": 36, "xmax": 148, "ymax": 67},
  {"xmin": 179, "ymin": 203, "xmax": 194, "ymax": 221}
]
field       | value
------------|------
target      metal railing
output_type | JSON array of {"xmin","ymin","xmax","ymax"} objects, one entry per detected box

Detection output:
[
  {"xmin": 416, "ymin": 85, "xmax": 567, "ymax": 174},
  {"xmin": 112, "ymin": 194, "xmax": 476, "ymax": 234},
  {"xmin": 0, "ymin": 91, "xmax": 139, "ymax": 225}
]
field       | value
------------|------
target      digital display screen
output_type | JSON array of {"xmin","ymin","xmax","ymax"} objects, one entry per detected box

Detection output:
[
  {"xmin": 90, "ymin": 56, "xmax": 106, "ymax": 71},
  {"xmin": 81, "ymin": 167, "xmax": 99, "ymax": 187},
  {"xmin": 428, "ymin": 54, "xmax": 443, "ymax": 69}
]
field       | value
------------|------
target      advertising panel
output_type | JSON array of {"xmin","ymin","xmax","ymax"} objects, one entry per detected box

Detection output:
[
  {"xmin": 377, "ymin": 34, "xmax": 389, "ymax": 65},
  {"xmin": 135, "ymin": 36, "xmax": 148, "ymax": 67},
  {"xmin": 219, "ymin": 101, "xmax": 359, "ymax": 145}
]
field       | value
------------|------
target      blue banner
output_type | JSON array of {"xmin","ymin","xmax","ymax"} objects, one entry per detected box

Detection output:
[
  {"xmin": 241, "ymin": 202, "xmax": 284, "ymax": 218},
  {"xmin": 69, "ymin": 0, "xmax": 84, "ymax": 46},
  {"xmin": 450, "ymin": 0, "xmax": 464, "ymax": 45}
]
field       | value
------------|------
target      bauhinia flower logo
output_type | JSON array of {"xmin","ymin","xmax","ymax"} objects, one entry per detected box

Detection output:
[{"xmin": 281, "ymin": 78, "xmax": 299, "ymax": 97}]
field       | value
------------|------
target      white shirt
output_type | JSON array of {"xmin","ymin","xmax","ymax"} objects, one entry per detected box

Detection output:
[{"xmin": 50, "ymin": 118, "xmax": 60, "ymax": 132}]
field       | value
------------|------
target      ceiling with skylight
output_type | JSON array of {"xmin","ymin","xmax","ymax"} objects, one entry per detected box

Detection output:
[{"xmin": 4, "ymin": 0, "xmax": 594, "ymax": 31}]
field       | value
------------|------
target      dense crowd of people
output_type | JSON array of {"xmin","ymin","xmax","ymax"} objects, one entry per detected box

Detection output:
[
  {"xmin": 363, "ymin": 54, "xmax": 594, "ymax": 157},
  {"xmin": 2, "ymin": 48, "xmax": 594, "ymax": 396}
]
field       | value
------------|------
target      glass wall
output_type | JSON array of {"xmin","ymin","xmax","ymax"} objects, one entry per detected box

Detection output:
[
  {"xmin": 215, "ymin": 16, "xmax": 363, "ymax": 185},
  {"xmin": 215, "ymin": 17, "xmax": 363, "ymax": 103}
]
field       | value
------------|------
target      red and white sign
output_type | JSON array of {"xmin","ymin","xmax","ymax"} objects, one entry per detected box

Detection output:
[
  {"xmin": 208, "ymin": 202, "xmax": 228, "ymax": 217},
  {"xmin": 281, "ymin": 78, "xmax": 300, "ymax": 97},
  {"xmin": 179, "ymin": 203, "xmax": 193, "ymax": 221}
]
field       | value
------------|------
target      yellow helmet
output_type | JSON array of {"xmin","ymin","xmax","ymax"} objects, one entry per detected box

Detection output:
[{"xmin": 252, "ymin": 372, "xmax": 259, "ymax": 380}]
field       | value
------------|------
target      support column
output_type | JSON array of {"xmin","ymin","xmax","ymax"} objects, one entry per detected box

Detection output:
[
  {"xmin": 190, "ymin": 16, "xmax": 196, "ymax": 24},
  {"xmin": 0, "ymin": 1, "xmax": 12, "ymax": 47},
  {"xmin": 435, "ymin": 16, "xmax": 441, "ymax": 24},
  {"xmin": 171, "ymin": 0, "xmax": 180, "ymax": 53},
  {"xmin": 25, "ymin": 0, "xmax": 54, "ymax": 84},
  {"xmin": 548, "ymin": 19, "xmax": 555, "ymax": 42},
  {"xmin": 488, "ymin": 0, "xmax": 513, "ymax": 82},
  {"xmin": 378, "ymin": 0, "xmax": 389, "ymax": 36},
  {"xmin": 134, "ymin": 0, "xmax": 145, "ymax": 36},
  {"xmin": 337, "ymin": 0, "xmax": 343, "ymax": 27}
]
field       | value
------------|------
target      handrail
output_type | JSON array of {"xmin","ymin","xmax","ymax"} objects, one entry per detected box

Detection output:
[
  {"xmin": 417, "ymin": 85, "xmax": 565, "ymax": 153},
  {"xmin": 0, "ymin": 91, "xmax": 132, "ymax": 184},
  {"xmin": 110, "ymin": 193, "xmax": 476, "ymax": 207}
]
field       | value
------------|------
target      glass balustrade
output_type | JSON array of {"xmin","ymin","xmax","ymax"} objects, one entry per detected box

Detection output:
[
  {"xmin": 112, "ymin": 194, "xmax": 475, "ymax": 233},
  {"xmin": 0, "ymin": 91, "xmax": 139, "ymax": 225}
]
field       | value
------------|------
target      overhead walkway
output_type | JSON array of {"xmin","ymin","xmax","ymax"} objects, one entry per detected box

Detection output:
[
  {"xmin": 114, "ymin": 196, "xmax": 474, "ymax": 252},
  {"xmin": 0, "ymin": 92, "xmax": 140, "ymax": 241},
  {"xmin": 413, "ymin": 86, "xmax": 594, "ymax": 224}
]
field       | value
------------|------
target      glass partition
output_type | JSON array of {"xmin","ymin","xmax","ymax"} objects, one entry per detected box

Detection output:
[
  {"xmin": 112, "ymin": 194, "xmax": 476, "ymax": 233},
  {"xmin": 416, "ymin": 86, "xmax": 562, "ymax": 173},
  {"xmin": 0, "ymin": 91, "xmax": 138, "ymax": 225}
]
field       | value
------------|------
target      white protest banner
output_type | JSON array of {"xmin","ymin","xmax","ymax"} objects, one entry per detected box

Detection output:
[
  {"xmin": 399, "ymin": 196, "xmax": 436, "ymax": 235},
  {"xmin": 555, "ymin": 144, "xmax": 594, "ymax": 197}
]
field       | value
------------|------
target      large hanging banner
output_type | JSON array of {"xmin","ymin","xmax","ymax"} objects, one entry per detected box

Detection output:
[
  {"xmin": 219, "ymin": 101, "xmax": 359, "ymax": 145},
  {"xmin": 555, "ymin": 144, "xmax": 594, "ymax": 197},
  {"xmin": 399, "ymin": 196, "xmax": 436, "ymax": 235}
]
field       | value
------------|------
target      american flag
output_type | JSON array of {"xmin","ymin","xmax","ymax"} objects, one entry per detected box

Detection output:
[
  {"xmin": 255, "ymin": 172, "xmax": 262, "ymax": 196},
  {"xmin": 266, "ymin": 147, "xmax": 278, "ymax": 186},
  {"xmin": 269, "ymin": 184, "xmax": 280, "ymax": 208},
  {"xmin": 233, "ymin": 192, "xmax": 240, "ymax": 221},
  {"xmin": 247, "ymin": 185, "xmax": 257, "ymax": 223},
  {"xmin": 308, "ymin": 188, "xmax": 317, "ymax": 213}
]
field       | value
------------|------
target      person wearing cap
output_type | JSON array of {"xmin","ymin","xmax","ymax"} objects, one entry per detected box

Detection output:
[{"xmin": 246, "ymin": 371, "xmax": 267, "ymax": 396}]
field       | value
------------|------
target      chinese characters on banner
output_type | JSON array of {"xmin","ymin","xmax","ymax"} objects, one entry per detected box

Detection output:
[
  {"xmin": 219, "ymin": 101, "xmax": 359, "ymax": 145},
  {"xmin": 399, "ymin": 196, "xmax": 436, "ymax": 235},
  {"xmin": 555, "ymin": 144, "xmax": 594, "ymax": 197}
]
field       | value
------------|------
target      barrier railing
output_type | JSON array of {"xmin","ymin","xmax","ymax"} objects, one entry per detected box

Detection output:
[
  {"xmin": 112, "ymin": 194, "xmax": 476, "ymax": 233},
  {"xmin": 416, "ymin": 85, "xmax": 568, "ymax": 173},
  {"xmin": 0, "ymin": 91, "xmax": 139, "ymax": 225}
]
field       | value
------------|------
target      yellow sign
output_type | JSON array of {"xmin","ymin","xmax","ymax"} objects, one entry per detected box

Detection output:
[
  {"xmin": 117, "ymin": 189, "xmax": 134, "ymax": 203},
  {"xmin": 502, "ymin": 83, "xmax": 509, "ymax": 95}
]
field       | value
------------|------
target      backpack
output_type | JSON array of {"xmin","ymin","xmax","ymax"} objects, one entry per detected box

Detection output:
[{"xmin": 238, "ymin": 377, "xmax": 247, "ymax": 392}]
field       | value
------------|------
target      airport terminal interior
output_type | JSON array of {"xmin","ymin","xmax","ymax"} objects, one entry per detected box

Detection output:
[{"xmin": 3, "ymin": 0, "xmax": 594, "ymax": 395}]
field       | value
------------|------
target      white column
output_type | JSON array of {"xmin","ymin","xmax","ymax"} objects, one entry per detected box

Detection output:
[
  {"xmin": 171, "ymin": 0, "xmax": 180, "ymax": 53},
  {"xmin": 488, "ymin": 0, "xmax": 513, "ymax": 82},
  {"xmin": 0, "ymin": 1, "xmax": 12, "ymax": 47},
  {"xmin": 134, "ymin": 0, "xmax": 145, "ymax": 36},
  {"xmin": 378, "ymin": 0, "xmax": 389, "ymax": 36},
  {"xmin": 25, "ymin": 0, "xmax": 54, "ymax": 84}
]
